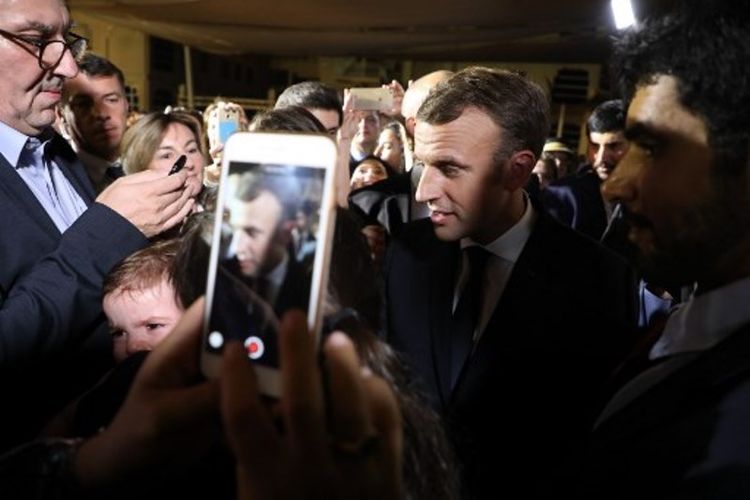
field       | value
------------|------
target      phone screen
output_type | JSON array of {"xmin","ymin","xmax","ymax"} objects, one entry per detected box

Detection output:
[
  {"xmin": 219, "ymin": 120, "xmax": 239, "ymax": 144},
  {"xmin": 204, "ymin": 160, "xmax": 326, "ymax": 369}
]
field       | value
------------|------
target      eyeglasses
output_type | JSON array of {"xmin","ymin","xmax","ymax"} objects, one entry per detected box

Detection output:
[{"xmin": 0, "ymin": 29, "xmax": 87, "ymax": 70}]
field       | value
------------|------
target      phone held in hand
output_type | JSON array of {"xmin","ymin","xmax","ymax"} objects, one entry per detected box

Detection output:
[
  {"xmin": 349, "ymin": 87, "xmax": 393, "ymax": 112},
  {"xmin": 201, "ymin": 132, "xmax": 338, "ymax": 397},
  {"xmin": 168, "ymin": 154, "xmax": 187, "ymax": 175}
]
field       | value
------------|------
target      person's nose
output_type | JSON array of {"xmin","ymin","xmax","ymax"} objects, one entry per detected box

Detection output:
[
  {"xmin": 415, "ymin": 165, "xmax": 440, "ymax": 203},
  {"xmin": 601, "ymin": 149, "xmax": 637, "ymax": 205},
  {"xmin": 594, "ymin": 145, "xmax": 606, "ymax": 166},
  {"xmin": 53, "ymin": 44, "xmax": 80, "ymax": 79},
  {"xmin": 126, "ymin": 332, "xmax": 152, "ymax": 356},
  {"xmin": 93, "ymin": 100, "xmax": 110, "ymax": 120},
  {"xmin": 183, "ymin": 153, "xmax": 196, "ymax": 173}
]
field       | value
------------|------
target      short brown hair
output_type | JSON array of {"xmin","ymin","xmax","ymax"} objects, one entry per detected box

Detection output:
[
  {"xmin": 103, "ymin": 239, "xmax": 182, "ymax": 307},
  {"xmin": 417, "ymin": 67, "xmax": 550, "ymax": 162}
]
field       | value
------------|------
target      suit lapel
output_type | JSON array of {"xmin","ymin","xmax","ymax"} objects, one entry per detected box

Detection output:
[
  {"xmin": 427, "ymin": 238, "xmax": 460, "ymax": 407},
  {"xmin": 49, "ymin": 134, "xmax": 96, "ymax": 204},
  {"xmin": 449, "ymin": 213, "xmax": 552, "ymax": 402},
  {"xmin": 0, "ymin": 152, "xmax": 61, "ymax": 236}
]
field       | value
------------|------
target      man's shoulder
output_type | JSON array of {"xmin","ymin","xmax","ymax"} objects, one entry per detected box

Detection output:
[{"xmin": 528, "ymin": 210, "xmax": 629, "ymax": 270}]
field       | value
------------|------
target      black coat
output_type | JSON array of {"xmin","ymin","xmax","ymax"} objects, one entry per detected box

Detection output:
[{"xmin": 384, "ymin": 211, "xmax": 638, "ymax": 499}]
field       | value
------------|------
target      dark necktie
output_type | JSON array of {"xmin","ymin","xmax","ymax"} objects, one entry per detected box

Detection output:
[
  {"xmin": 450, "ymin": 246, "xmax": 490, "ymax": 389},
  {"xmin": 105, "ymin": 162, "xmax": 125, "ymax": 181}
]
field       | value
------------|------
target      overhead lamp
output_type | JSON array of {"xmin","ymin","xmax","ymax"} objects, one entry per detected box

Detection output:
[{"xmin": 611, "ymin": 0, "xmax": 636, "ymax": 29}]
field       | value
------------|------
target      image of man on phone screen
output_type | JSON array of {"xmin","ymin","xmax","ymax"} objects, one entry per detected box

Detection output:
[{"xmin": 225, "ymin": 169, "xmax": 312, "ymax": 319}]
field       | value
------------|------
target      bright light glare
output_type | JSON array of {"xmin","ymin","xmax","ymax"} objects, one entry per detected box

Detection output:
[{"xmin": 611, "ymin": 0, "xmax": 636, "ymax": 29}]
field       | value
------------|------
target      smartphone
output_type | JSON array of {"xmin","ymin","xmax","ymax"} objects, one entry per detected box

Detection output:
[
  {"xmin": 201, "ymin": 132, "xmax": 338, "ymax": 397},
  {"xmin": 168, "ymin": 154, "xmax": 187, "ymax": 175},
  {"xmin": 349, "ymin": 87, "xmax": 393, "ymax": 112},
  {"xmin": 208, "ymin": 103, "xmax": 244, "ymax": 150}
]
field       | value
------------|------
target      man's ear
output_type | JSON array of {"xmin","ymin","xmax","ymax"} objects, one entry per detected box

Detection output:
[
  {"xmin": 505, "ymin": 150, "xmax": 536, "ymax": 190},
  {"xmin": 276, "ymin": 220, "xmax": 295, "ymax": 246}
]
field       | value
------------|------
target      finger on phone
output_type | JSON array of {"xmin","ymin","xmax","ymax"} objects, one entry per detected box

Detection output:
[
  {"xmin": 324, "ymin": 331, "xmax": 373, "ymax": 442},
  {"xmin": 279, "ymin": 310, "xmax": 327, "ymax": 460},
  {"xmin": 221, "ymin": 342, "xmax": 281, "ymax": 469},
  {"xmin": 362, "ymin": 374, "xmax": 403, "ymax": 496}
]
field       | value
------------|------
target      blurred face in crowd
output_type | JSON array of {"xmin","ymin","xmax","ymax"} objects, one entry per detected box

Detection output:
[
  {"xmin": 62, "ymin": 73, "xmax": 128, "ymax": 161},
  {"xmin": 229, "ymin": 190, "xmax": 285, "ymax": 278},
  {"xmin": 354, "ymin": 112, "xmax": 380, "ymax": 150},
  {"xmin": 374, "ymin": 127, "xmax": 403, "ymax": 171},
  {"xmin": 532, "ymin": 158, "xmax": 557, "ymax": 189},
  {"xmin": 602, "ymin": 75, "xmax": 748, "ymax": 289},
  {"xmin": 350, "ymin": 158, "xmax": 389, "ymax": 190},
  {"xmin": 104, "ymin": 279, "xmax": 184, "ymax": 363},
  {"xmin": 589, "ymin": 130, "xmax": 628, "ymax": 180},
  {"xmin": 0, "ymin": 0, "xmax": 79, "ymax": 136},
  {"xmin": 148, "ymin": 122, "xmax": 205, "ymax": 195},
  {"xmin": 415, "ymin": 108, "xmax": 519, "ymax": 244}
]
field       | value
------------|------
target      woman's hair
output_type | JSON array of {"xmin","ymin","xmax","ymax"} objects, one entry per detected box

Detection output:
[
  {"xmin": 326, "ymin": 208, "xmax": 461, "ymax": 500},
  {"xmin": 121, "ymin": 111, "xmax": 206, "ymax": 175},
  {"xmin": 381, "ymin": 120, "xmax": 413, "ymax": 171}
]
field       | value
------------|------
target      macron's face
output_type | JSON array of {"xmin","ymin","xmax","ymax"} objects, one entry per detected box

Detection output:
[
  {"xmin": 414, "ymin": 108, "xmax": 513, "ymax": 244},
  {"xmin": 228, "ymin": 191, "xmax": 284, "ymax": 278},
  {"xmin": 104, "ymin": 279, "xmax": 184, "ymax": 363}
]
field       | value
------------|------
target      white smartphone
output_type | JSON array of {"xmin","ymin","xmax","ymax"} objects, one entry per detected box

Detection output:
[
  {"xmin": 349, "ymin": 87, "xmax": 393, "ymax": 112},
  {"xmin": 206, "ymin": 102, "xmax": 244, "ymax": 151},
  {"xmin": 201, "ymin": 131, "xmax": 338, "ymax": 397}
]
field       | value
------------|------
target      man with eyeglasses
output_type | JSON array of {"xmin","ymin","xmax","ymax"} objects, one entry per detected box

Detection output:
[{"xmin": 0, "ymin": 0, "xmax": 195, "ymax": 451}]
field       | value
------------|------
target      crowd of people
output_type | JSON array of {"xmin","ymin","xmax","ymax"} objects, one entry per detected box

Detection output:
[{"xmin": 2, "ymin": 0, "xmax": 750, "ymax": 498}]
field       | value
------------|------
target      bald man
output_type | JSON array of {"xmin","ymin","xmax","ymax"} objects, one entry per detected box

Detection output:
[
  {"xmin": 349, "ymin": 70, "xmax": 455, "ymax": 229},
  {"xmin": 401, "ymin": 70, "xmax": 454, "ymax": 138}
]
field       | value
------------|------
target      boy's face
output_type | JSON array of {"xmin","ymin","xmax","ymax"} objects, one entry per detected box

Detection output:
[{"xmin": 103, "ymin": 279, "xmax": 184, "ymax": 363}]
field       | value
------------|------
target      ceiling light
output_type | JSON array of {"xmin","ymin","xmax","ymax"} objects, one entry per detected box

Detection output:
[{"xmin": 611, "ymin": 0, "xmax": 636, "ymax": 29}]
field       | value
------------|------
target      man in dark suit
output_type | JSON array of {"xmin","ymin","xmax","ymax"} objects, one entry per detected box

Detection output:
[
  {"xmin": 0, "ymin": 0, "xmax": 195, "ymax": 450},
  {"xmin": 542, "ymin": 100, "xmax": 628, "ymax": 241},
  {"xmin": 577, "ymin": 3, "xmax": 750, "ymax": 498},
  {"xmin": 384, "ymin": 67, "xmax": 637, "ymax": 499}
]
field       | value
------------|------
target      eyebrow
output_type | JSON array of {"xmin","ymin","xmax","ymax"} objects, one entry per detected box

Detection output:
[
  {"xmin": 156, "ymin": 139, "xmax": 197, "ymax": 151},
  {"xmin": 15, "ymin": 20, "xmax": 71, "ymax": 36},
  {"xmin": 417, "ymin": 154, "xmax": 470, "ymax": 170}
]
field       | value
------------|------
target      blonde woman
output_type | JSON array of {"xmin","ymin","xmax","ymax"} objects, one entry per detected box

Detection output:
[{"xmin": 121, "ymin": 111, "xmax": 207, "ymax": 197}]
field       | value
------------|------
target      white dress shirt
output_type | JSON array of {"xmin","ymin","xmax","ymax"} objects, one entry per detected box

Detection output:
[{"xmin": 454, "ymin": 195, "xmax": 537, "ymax": 343}]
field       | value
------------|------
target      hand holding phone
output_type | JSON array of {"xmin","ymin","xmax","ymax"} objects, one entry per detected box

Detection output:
[
  {"xmin": 168, "ymin": 155, "xmax": 187, "ymax": 175},
  {"xmin": 349, "ymin": 87, "xmax": 394, "ymax": 112},
  {"xmin": 207, "ymin": 102, "xmax": 244, "ymax": 152}
]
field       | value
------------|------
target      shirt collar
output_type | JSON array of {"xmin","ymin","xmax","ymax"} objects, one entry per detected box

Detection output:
[
  {"xmin": 651, "ymin": 275, "xmax": 750, "ymax": 360},
  {"xmin": 0, "ymin": 120, "xmax": 32, "ymax": 167},
  {"xmin": 267, "ymin": 250, "xmax": 290, "ymax": 288},
  {"xmin": 461, "ymin": 194, "xmax": 536, "ymax": 263},
  {"xmin": 75, "ymin": 147, "xmax": 115, "ymax": 172}
]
